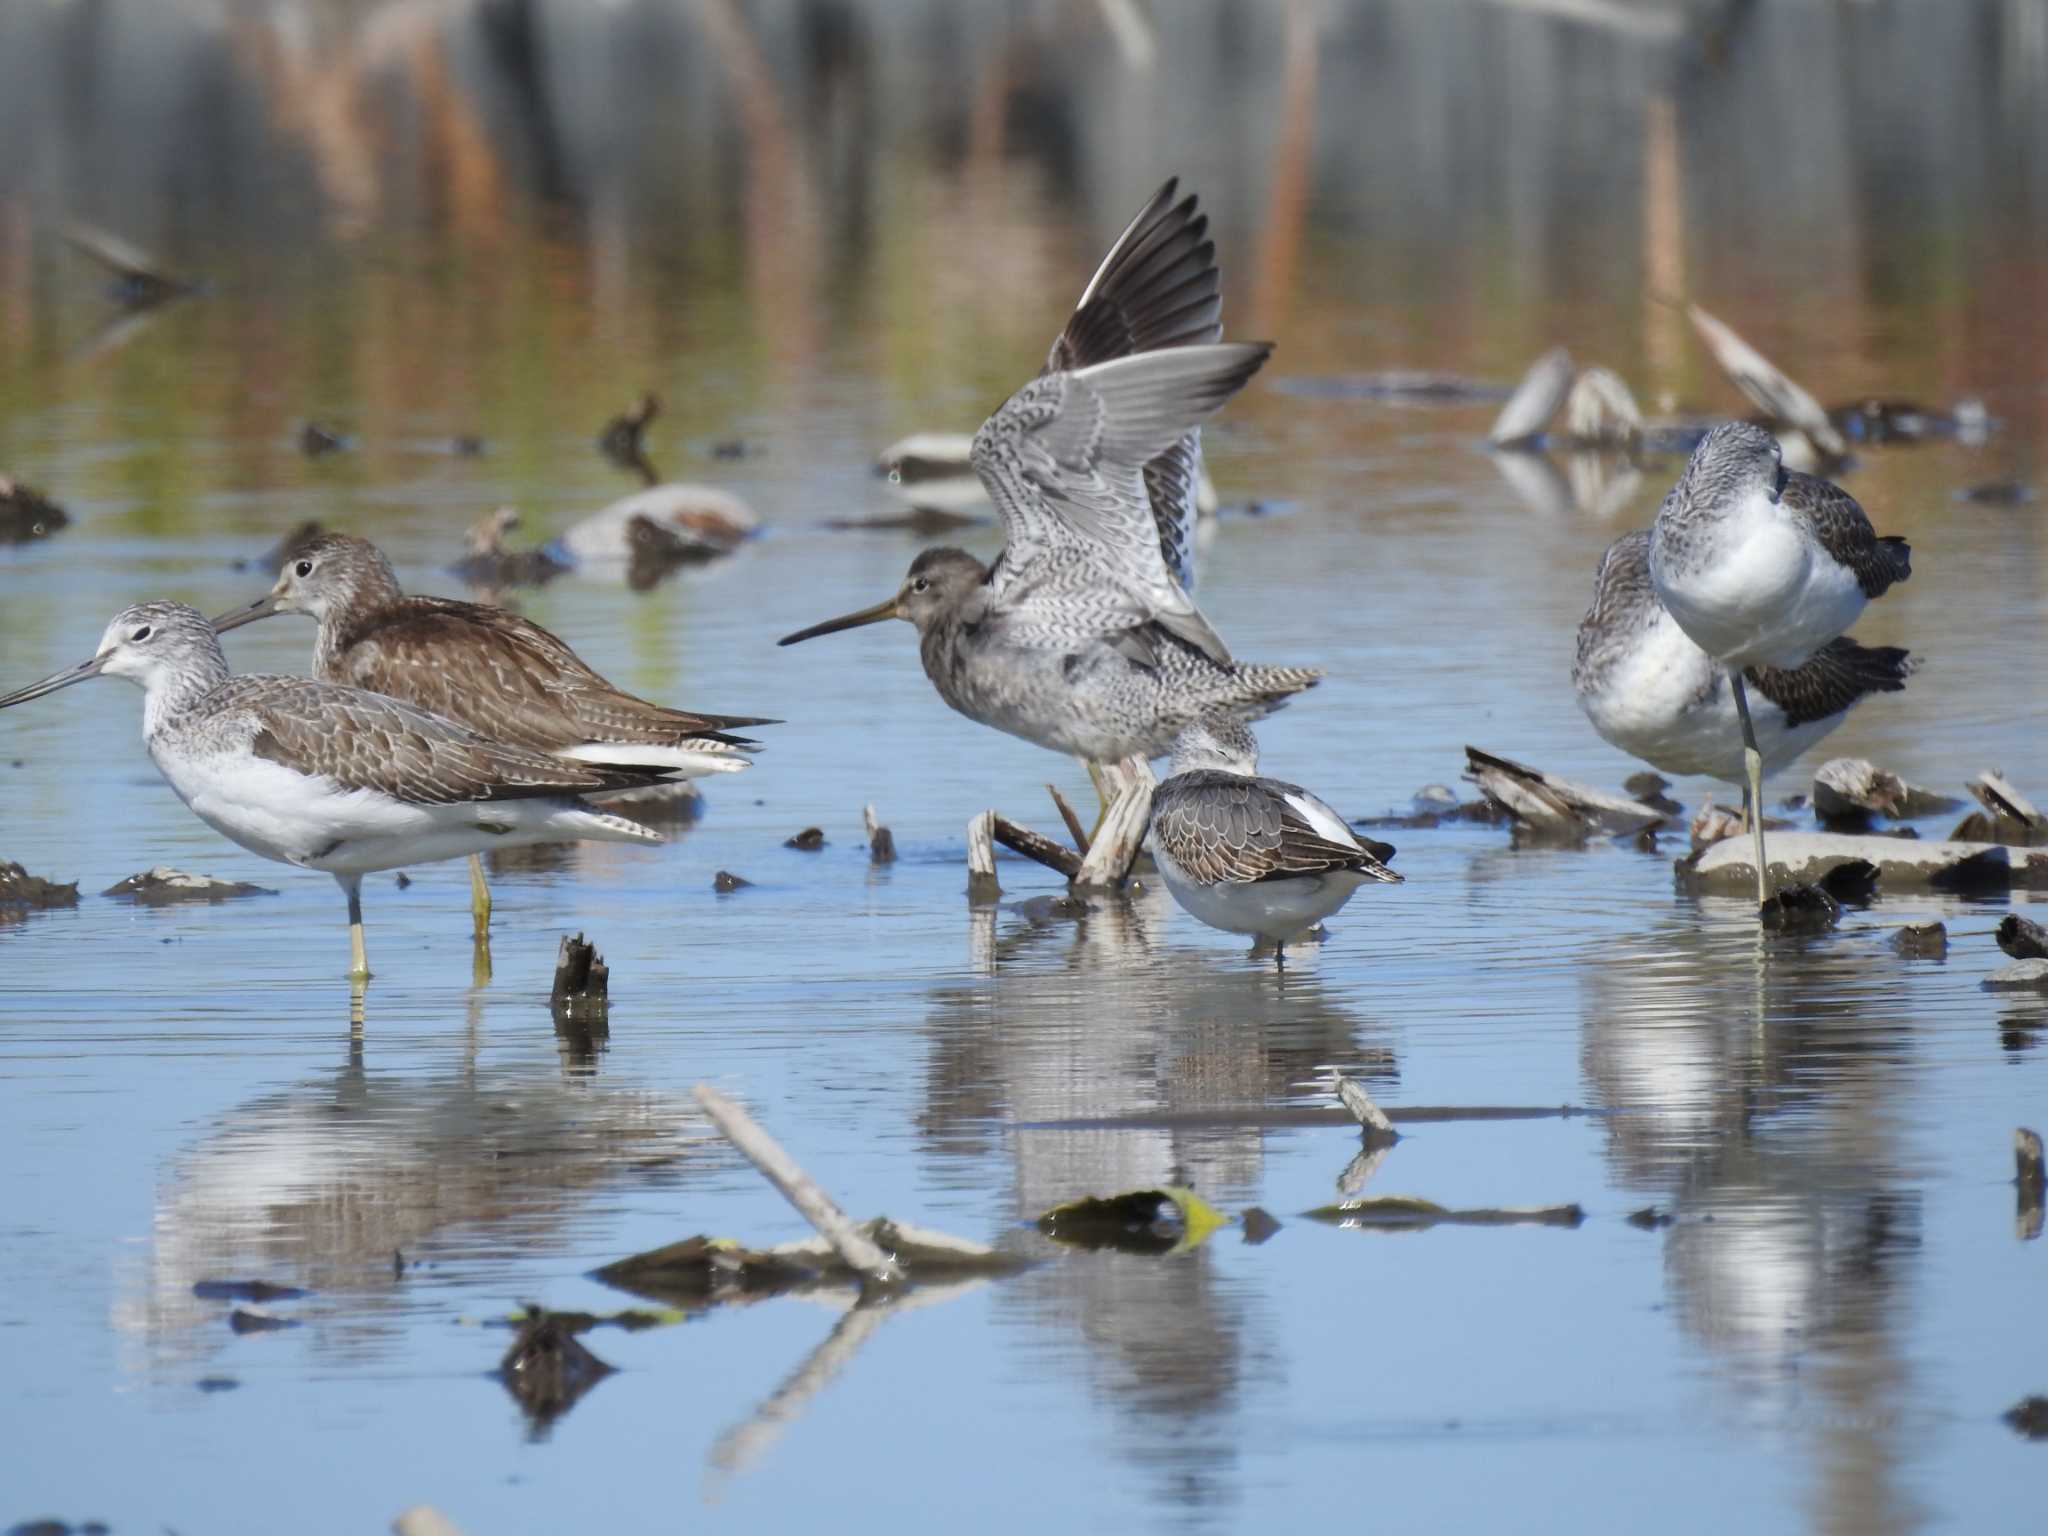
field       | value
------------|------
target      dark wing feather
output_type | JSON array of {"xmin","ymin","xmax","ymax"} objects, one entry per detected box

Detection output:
[
  {"xmin": 232, "ymin": 676, "xmax": 670, "ymax": 805},
  {"xmin": 334, "ymin": 597, "xmax": 771, "ymax": 754},
  {"xmin": 1745, "ymin": 637, "xmax": 1915, "ymax": 729},
  {"xmin": 1045, "ymin": 179, "xmax": 1225, "ymax": 594},
  {"xmin": 1781, "ymin": 472, "xmax": 1911, "ymax": 598},
  {"xmin": 1154, "ymin": 772, "xmax": 1402, "ymax": 886}
]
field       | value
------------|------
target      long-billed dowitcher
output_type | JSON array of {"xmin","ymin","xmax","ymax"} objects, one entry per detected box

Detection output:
[
  {"xmin": 781, "ymin": 181, "xmax": 1317, "ymax": 788},
  {"xmin": 214, "ymin": 532, "xmax": 772, "ymax": 930},
  {"xmin": 0, "ymin": 602, "xmax": 674, "ymax": 979},
  {"xmin": 1647, "ymin": 422, "xmax": 1912, "ymax": 906},
  {"xmin": 1575, "ymin": 527, "xmax": 1914, "ymax": 791},
  {"xmin": 1151, "ymin": 715, "xmax": 1400, "ymax": 967}
]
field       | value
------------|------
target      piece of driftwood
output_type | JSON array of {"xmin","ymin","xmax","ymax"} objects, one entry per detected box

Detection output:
[
  {"xmin": 1336, "ymin": 1142, "xmax": 1393, "ymax": 1198},
  {"xmin": 1303, "ymin": 1197, "xmax": 1585, "ymax": 1230},
  {"xmin": 1682, "ymin": 832, "xmax": 2048, "ymax": 895},
  {"xmin": 1686, "ymin": 302, "xmax": 1848, "ymax": 461},
  {"xmin": 991, "ymin": 814, "xmax": 1082, "ymax": 881},
  {"xmin": 1984, "ymin": 959, "xmax": 2048, "ymax": 991},
  {"xmin": 693, "ymin": 1084, "xmax": 904, "ymax": 1289},
  {"xmin": 2017, "ymin": 1129, "xmax": 2045, "ymax": 1243},
  {"xmin": 1334, "ymin": 1073, "xmax": 1399, "ymax": 1143},
  {"xmin": 1892, "ymin": 921, "xmax": 1948, "ymax": 959},
  {"xmin": 862, "ymin": 804, "xmax": 895, "ymax": 865},
  {"xmin": 1036, "ymin": 1186, "xmax": 1228, "ymax": 1256},
  {"xmin": 0, "ymin": 859, "xmax": 78, "ymax": 918},
  {"xmin": 1487, "ymin": 346, "xmax": 1574, "ymax": 448},
  {"xmin": 1563, "ymin": 365, "xmax": 1643, "ymax": 447},
  {"xmin": 1464, "ymin": 746, "xmax": 1665, "ymax": 838},
  {"xmin": 1812, "ymin": 758, "xmax": 1960, "ymax": 825},
  {"xmin": 1971, "ymin": 772, "xmax": 2044, "ymax": 828},
  {"xmin": 965, "ymin": 811, "xmax": 1001, "ymax": 901},
  {"xmin": 550, "ymin": 934, "xmax": 608, "ymax": 1025},
  {"xmin": 1048, "ymin": 783, "xmax": 1091, "ymax": 855},
  {"xmin": 1998, "ymin": 915, "xmax": 2048, "ymax": 960},
  {"xmin": 1073, "ymin": 772, "xmax": 1155, "ymax": 889}
]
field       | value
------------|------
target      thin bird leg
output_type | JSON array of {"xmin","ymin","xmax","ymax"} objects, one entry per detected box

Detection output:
[
  {"xmin": 468, "ymin": 853, "xmax": 492, "ymax": 938},
  {"xmin": 1727, "ymin": 669, "xmax": 1770, "ymax": 910},
  {"xmin": 340, "ymin": 874, "xmax": 371, "ymax": 980}
]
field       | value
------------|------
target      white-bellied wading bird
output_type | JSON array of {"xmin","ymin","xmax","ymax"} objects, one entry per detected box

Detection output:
[
  {"xmin": 0, "ymin": 602, "xmax": 676, "ymax": 979},
  {"xmin": 214, "ymin": 533, "xmax": 773, "ymax": 935},
  {"xmin": 780, "ymin": 181, "xmax": 1318, "ymax": 802},
  {"xmin": 1150, "ymin": 715, "xmax": 1400, "ymax": 967},
  {"xmin": 1575, "ymin": 528, "xmax": 1914, "ymax": 796},
  {"xmin": 1647, "ymin": 422, "xmax": 1912, "ymax": 907}
]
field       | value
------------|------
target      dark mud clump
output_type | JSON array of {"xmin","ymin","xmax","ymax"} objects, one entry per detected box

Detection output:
[
  {"xmin": 192, "ymin": 1279, "xmax": 309, "ymax": 1303},
  {"xmin": 785, "ymin": 827, "xmax": 826, "ymax": 851},
  {"xmin": 499, "ymin": 1308, "xmax": 616, "ymax": 1429},
  {"xmin": 103, "ymin": 867, "xmax": 276, "ymax": 905},
  {"xmin": 1892, "ymin": 921, "xmax": 1948, "ymax": 960},
  {"xmin": 714, "ymin": 870, "xmax": 752, "ymax": 892},
  {"xmin": 0, "ymin": 478, "xmax": 69, "ymax": 543},
  {"xmin": 0, "ymin": 861, "xmax": 78, "ymax": 922}
]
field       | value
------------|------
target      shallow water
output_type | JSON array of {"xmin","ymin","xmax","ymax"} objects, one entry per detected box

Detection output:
[{"xmin": 1, "ymin": 2, "xmax": 2045, "ymax": 1531}]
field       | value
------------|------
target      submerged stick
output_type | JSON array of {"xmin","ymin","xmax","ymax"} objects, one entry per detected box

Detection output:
[
  {"xmin": 966, "ymin": 811, "xmax": 1001, "ymax": 901},
  {"xmin": 862, "ymin": 803, "xmax": 896, "ymax": 865},
  {"xmin": 550, "ymin": 933, "xmax": 609, "ymax": 1025},
  {"xmin": 2018, "ymin": 1128, "xmax": 2045, "ymax": 1243},
  {"xmin": 1048, "ymin": 783, "xmax": 1091, "ymax": 855},
  {"xmin": 692, "ymin": 1084, "xmax": 903, "ymax": 1288},
  {"xmin": 992, "ymin": 814, "xmax": 1083, "ymax": 881},
  {"xmin": 1073, "ymin": 768, "xmax": 1155, "ymax": 890},
  {"xmin": 1334, "ymin": 1073, "xmax": 1399, "ymax": 1143}
]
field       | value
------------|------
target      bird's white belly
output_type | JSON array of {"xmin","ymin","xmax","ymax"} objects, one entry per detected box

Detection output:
[{"xmin": 1159, "ymin": 862, "xmax": 1367, "ymax": 943}]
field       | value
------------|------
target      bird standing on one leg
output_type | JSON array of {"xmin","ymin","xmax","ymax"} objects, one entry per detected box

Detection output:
[
  {"xmin": 1647, "ymin": 423, "xmax": 1912, "ymax": 910},
  {"xmin": 1149, "ymin": 715, "xmax": 1401, "ymax": 968}
]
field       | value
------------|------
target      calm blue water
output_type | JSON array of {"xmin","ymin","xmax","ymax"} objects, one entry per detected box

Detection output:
[{"xmin": 2, "ymin": 2, "xmax": 2045, "ymax": 1531}]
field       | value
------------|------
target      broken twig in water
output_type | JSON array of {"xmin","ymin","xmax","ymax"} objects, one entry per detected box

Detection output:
[
  {"xmin": 550, "ymin": 933, "xmax": 609, "ymax": 1026},
  {"xmin": 2017, "ymin": 1129, "xmax": 2045, "ymax": 1243},
  {"xmin": 991, "ymin": 814, "xmax": 1083, "ymax": 881},
  {"xmin": 862, "ymin": 804, "xmax": 895, "ymax": 865},
  {"xmin": 692, "ymin": 1084, "xmax": 904, "ymax": 1289},
  {"xmin": 1074, "ymin": 769, "xmax": 1155, "ymax": 889},
  {"xmin": 1463, "ymin": 746, "xmax": 1664, "ymax": 838},
  {"xmin": 1334, "ymin": 1073, "xmax": 1399, "ymax": 1143},
  {"xmin": 1047, "ymin": 783, "xmax": 1091, "ymax": 855},
  {"xmin": 966, "ymin": 811, "xmax": 1001, "ymax": 901}
]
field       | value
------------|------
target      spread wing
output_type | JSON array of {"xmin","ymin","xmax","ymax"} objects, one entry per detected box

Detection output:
[
  {"xmin": 333, "ymin": 598, "xmax": 771, "ymax": 756},
  {"xmin": 1045, "ymin": 179, "xmax": 1224, "ymax": 592},
  {"xmin": 225, "ymin": 676, "xmax": 671, "ymax": 805},
  {"xmin": 1745, "ymin": 637, "xmax": 1916, "ymax": 728},
  {"xmin": 974, "ymin": 344, "xmax": 1270, "ymax": 664},
  {"xmin": 1154, "ymin": 771, "xmax": 1401, "ymax": 886},
  {"xmin": 1779, "ymin": 472, "xmax": 1911, "ymax": 599}
]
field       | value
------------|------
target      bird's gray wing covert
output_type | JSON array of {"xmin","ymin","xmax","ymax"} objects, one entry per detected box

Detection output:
[{"xmin": 973, "ymin": 344, "xmax": 1270, "ymax": 664}]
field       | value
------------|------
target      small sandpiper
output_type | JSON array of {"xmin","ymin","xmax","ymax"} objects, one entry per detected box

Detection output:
[
  {"xmin": 781, "ymin": 180, "xmax": 1318, "ymax": 800},
  {"xmin": 1150, "ymin": 715, "xmax": 1401, "ymax": 966},
  {"xmin": 215, "ymin": 532, "xmax": 773, "ymax": 931},
  {"xmin": 0, "ymin": 602, "xmax": 673, "ymax": 979},
  {"xmin": 1575, "ymin": 527, "xmax": 1914, "ymax": 796},
  {"xmin": 1647, "ymin": 422, "xmax": 1912, "ymax": 906}
]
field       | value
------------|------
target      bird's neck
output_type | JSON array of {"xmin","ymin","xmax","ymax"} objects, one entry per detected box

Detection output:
[{"xmin": 143, "ymin": 657, "xmax": 230, "ymax": 740}]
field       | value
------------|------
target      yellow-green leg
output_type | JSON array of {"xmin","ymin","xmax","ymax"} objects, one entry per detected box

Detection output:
[
  {"xmin": 468, "ymin": 853, "xmax": 492, "ymax": 939},
  {"xmin": 1728, "ymin": 670, "xmax": 1770, "ymax": 911},
  {"xmin": 341, "ymin": 874, "xmax": 372, "ymax": 980}
]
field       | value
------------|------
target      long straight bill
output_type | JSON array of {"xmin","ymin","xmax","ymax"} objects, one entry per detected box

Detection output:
[
  {"xmin": 0, "ymin": 650, "xmax": 110, "ymax": 709},
  {"xmin": 776, "ymin": 595, "xmax": 901, "ymax": 647}
]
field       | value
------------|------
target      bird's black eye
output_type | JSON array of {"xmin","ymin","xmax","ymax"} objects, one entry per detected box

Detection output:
[
  {"xmin": 294, "ymin": 559, "xmax": 314, "ymax": 577},
  {"xmin": 912, "ymin": 576, "xmax": 929, "ymax": 593},
  {"xmin": 131, "ymin": 625, "xmax": 153, "ymax": 642}
]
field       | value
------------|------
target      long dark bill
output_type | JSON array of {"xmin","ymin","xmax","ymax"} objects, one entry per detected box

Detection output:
[
  {"xmin": 776, "ymin": 595, "xmax": 901, "ymax": 647},
  {"xmin": 209, "ymin": 593, "xmax": 283, "ymax": 634},
  {"xmin": 0, "ymin": 650, "xmax": 111, "ymax": 709}
]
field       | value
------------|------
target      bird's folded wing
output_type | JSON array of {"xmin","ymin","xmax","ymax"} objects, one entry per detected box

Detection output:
[
  {"xmin": 1781, "ymin": 473, "xmax": 1911, "ymax": 597},
  {"xmin": 1745, "ymin": 637, "xmax": 1916, "ymax": 728},
  {"xmin": 233, "ymin": 676, "xmax": 666, "ymax": 805}
]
